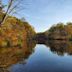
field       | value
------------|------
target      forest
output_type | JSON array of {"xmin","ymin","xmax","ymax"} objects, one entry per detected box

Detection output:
[
  {"xmin": 0, "ymin": 0, "xmax": 36, "ymax": 47},
  {"xmin": 0, "ymin": 0, "xmax": 72, "ymax": 48},
  {"xmin": 45, "ymin": 22, "xmax": 72, "ymax": 40}
]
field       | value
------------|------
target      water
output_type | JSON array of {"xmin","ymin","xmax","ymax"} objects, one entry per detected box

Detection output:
[
  {"xmin": 1, "ymin": 40, "xmax": 72, "ymax": 72},
  {"xmin": 10, "ymin": 41, "xmax": 72, "ymax": 72}
]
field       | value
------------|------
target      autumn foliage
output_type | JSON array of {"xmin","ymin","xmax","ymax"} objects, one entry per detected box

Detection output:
[
  {"xmin": 0, "ymin": 13, "xmax": 36, "ymax": 47},
  {"xmin": 45, "ymin": 22, "xmax": 72, "ymax": 40}
]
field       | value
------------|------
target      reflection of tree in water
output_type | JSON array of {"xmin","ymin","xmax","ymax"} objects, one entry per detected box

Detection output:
[
  {"xmin": 0, "ymin": 40, "xmax": 36, "ymax": 72},
  {"xmin": 45, "ymin": 40, "xmax": 72, "ymax": 56},
  {"xmin": 0, "ymin": 67, "xmax": 10, "ymax": 72}
]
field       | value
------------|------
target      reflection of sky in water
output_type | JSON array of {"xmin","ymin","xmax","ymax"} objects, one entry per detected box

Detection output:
[{"xmin": 10, "ymin": 45, "xmax": 72, "ymax": 72}]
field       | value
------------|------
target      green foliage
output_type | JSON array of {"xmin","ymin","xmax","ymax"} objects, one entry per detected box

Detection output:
[
  {"xmin": 56, "ymin": 23, "xmax": 64, "ymax": 29},
  {"xmin": 45, "ymin": 22, "xmax": 72, "ymax": 40}
]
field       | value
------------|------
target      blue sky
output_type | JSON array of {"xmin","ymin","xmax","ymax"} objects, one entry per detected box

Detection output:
[{"xmin": 2, "ymin": 0, "xmax": 72, "ymax": 32}]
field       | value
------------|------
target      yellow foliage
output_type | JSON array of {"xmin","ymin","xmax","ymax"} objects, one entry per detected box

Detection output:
[{"xmin": 0, "ymin": 13, "xmax": 36, "ymax": 47}]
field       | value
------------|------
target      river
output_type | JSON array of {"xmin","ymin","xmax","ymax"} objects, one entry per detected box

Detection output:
[{"xmin": 8, "ymin": 40, "xmax": 72, "ymax": 72}]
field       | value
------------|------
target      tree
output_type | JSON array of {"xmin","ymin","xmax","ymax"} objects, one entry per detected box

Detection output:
[
  {"xmin": 56, "ymin": 23, "xmax": 64, "ymax": 29},
  {"xmin": 0, "ymin": 0, "xmax": 26, "ymax": 25},
  {"xmin": 21, "ymin": 17, "xmax": 27, "ymax": 22},
  {"xmin": 0, "ymin": 0, "xmax": 6, "ymax": 24}
]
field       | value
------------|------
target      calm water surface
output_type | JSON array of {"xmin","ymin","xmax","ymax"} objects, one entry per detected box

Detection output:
[{"xmin": 9, "ymin": 41, "xmax": 72, "ymax": 72}]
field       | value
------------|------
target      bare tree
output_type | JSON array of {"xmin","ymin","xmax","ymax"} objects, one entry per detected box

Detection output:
[{"xmin": 0, "ymin": 0, "xmax": 26, "ymax": 25}]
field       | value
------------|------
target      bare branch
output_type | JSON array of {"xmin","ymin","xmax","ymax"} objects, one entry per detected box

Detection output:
[
  {"xmin": 0, "ymin": 0, "xmax": 28, "ymax": 25},
  {"xmin": 1, "ymin": 0, "xmax": 14, "ymax": 24},
  {"xmin": 8, "ymin": 0, "xmax": 24, "ymax": 14}
]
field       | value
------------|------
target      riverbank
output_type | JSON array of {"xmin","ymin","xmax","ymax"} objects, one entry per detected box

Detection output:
[{"xmin": 0, "ymin": 13, "xmax": 36, "ymax": 47}]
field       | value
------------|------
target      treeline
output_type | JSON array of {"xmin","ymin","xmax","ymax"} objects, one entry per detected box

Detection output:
[
  {"xmin": 0, "ymin": 12, "xmax": 36, "ymax": 47},
  {"xmin": 45, "ymin": 22, "xmax": 72, "ymax": 40}
]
